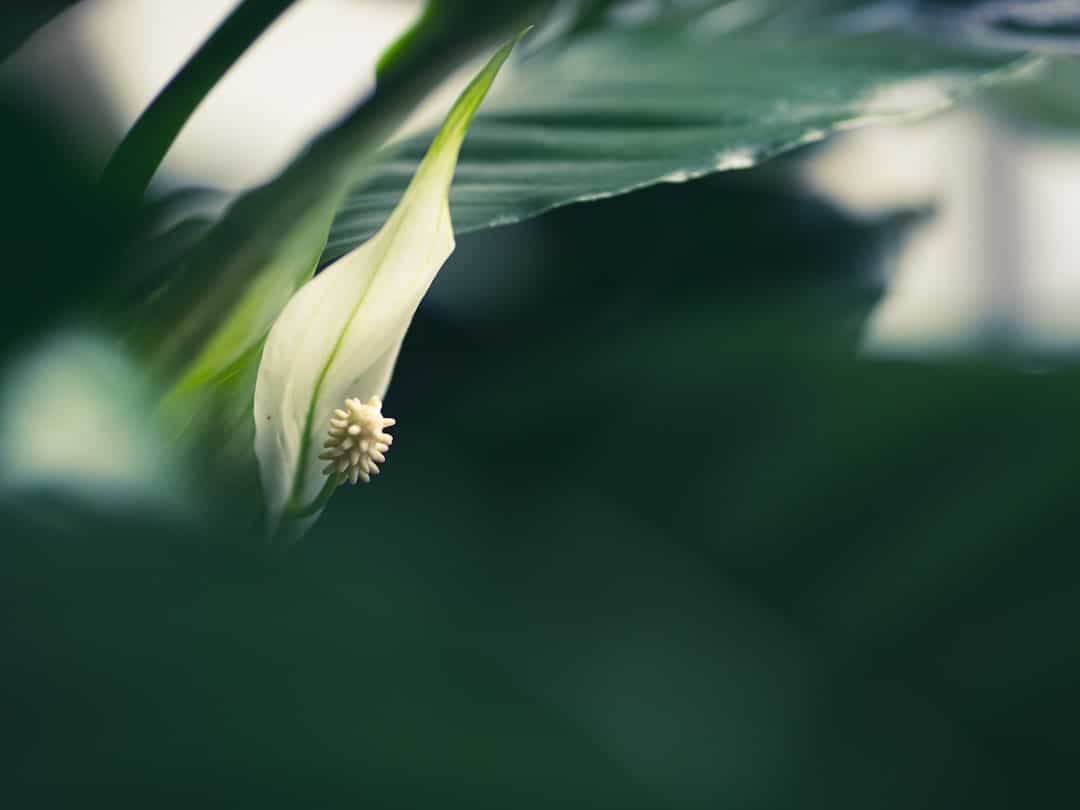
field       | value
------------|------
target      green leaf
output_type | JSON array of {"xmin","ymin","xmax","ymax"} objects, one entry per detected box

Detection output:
[
  {"xmin": 99, "ymin": 0, "xmax": 297, "ymax": 210},
  {"xmin": 0, "ymin": 0, "xmax": 82, "ymax": 62},
  {"xmin": 0, "ymin": 329, "xmax": 195, "ymax": 527},
  {"xmin": 325, "ymin": 26, "xmax": 1029, "ymax": 263},
  {"xmin": 988, "ymin": 56, "xmax": 1080, "ymax": 132}
]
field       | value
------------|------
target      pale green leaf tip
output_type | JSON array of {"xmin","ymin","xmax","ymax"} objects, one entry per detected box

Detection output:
[{"xmin": 429, "ymin": 30, "xmax": 526, "ymax": 154}]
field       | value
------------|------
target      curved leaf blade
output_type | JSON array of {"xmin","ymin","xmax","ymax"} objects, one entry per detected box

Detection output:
[{"xmin": 326, "ymin": 27, "xmax": 1029, "ymax": 263}]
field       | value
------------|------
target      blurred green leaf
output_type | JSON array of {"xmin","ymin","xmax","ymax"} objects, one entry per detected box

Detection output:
[
  {"xmin": 0, "ymin": 329, "xmax": 195, "ymax": 529},
  {"xmin": 0, "ymin": 91, "xmax": 120, "ymax": 353},
  {"xmin": 0, "ymin": 0, "xmax": 82, "ymax": 62},
  {"xmin": 325, "ymin": 25, "xmax": 1028, "ymax": 262},
  {"xmin": 99, "ymin": 0, "xmax": 297, "ymax": 210},
  {"xmin": 988, "ymin": 55, "xmax": 1080, "ymax": 132}
]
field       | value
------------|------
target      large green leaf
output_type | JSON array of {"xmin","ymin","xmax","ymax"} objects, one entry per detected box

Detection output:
[
  {"xmin": 325, "ymin": 25, "xmax": 1030, "ymax": 263},
  {"xmin": 989, "ymin": 55, "xmax": 1080, "ymax": 131}
]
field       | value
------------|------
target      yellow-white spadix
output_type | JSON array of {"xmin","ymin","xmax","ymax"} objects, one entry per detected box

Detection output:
[{"xmin": 253, "ymin": 38, "xmax": 517, "ymax": 532}]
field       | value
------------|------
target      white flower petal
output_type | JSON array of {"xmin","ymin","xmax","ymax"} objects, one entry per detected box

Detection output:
[{"xmin": 253, "ymin": 39, "xmax": 517, "ymax": 531}]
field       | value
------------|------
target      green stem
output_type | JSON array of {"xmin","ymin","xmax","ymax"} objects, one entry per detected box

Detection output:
[
  {"xmin": 287, "ymin": 474, "xmax": 339, "ymax": 520},
  {"xmin": 99, "ymin": 0, "xmax": 295, "ymax": 209},
  {"xmin": 269, "ymin": 474, "xmax": 338, "ymax": 547}
]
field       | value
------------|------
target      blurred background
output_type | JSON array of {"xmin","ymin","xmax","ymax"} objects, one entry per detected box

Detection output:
[{"xmin": 3, "ymin": 1, "xmax": 1080, "ymax": 807}]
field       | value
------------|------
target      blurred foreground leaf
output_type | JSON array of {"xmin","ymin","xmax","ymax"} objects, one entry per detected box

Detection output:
[
  {"xmin": 0, "ymin": 91, "xmax": 117, "ymax": 352},
  {"xmin": 0, "ymin": 0, "xmax": 81, "ymax": 62},
  {"xmin": 99, "ymin": 0, "xmax": 296, "ymax": 209},
  {"xmin": 0, "ymin": 330, "xmax": 195, "ymax": 530},
  {"xmin": 988, "ymin": 55, "xmax": 1080, "ymax": 131}
]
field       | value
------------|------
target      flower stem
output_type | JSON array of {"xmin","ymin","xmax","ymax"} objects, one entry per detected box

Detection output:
[{"xmin": 287, "ymin": 475, "xmax": 339, "ymax": 520}]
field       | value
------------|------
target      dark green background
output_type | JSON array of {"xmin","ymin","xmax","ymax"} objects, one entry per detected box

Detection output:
[
  {"xmin": 4, "ymin": 153, "xmax": 1080, "ymax": 806},
  {"xmin": 4, "ymin": 1, "xmax": 1080, "ymax": 804}
]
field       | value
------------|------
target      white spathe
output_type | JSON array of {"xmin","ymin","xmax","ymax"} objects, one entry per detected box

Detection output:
[{"xmin": 253, "ymin": 40, "xmax": 516, "ymax": 531}]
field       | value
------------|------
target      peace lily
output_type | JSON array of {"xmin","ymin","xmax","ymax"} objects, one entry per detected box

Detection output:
[{"xmin": 253, "ymin": 37, "xmax": 517, "ymax": 536}]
